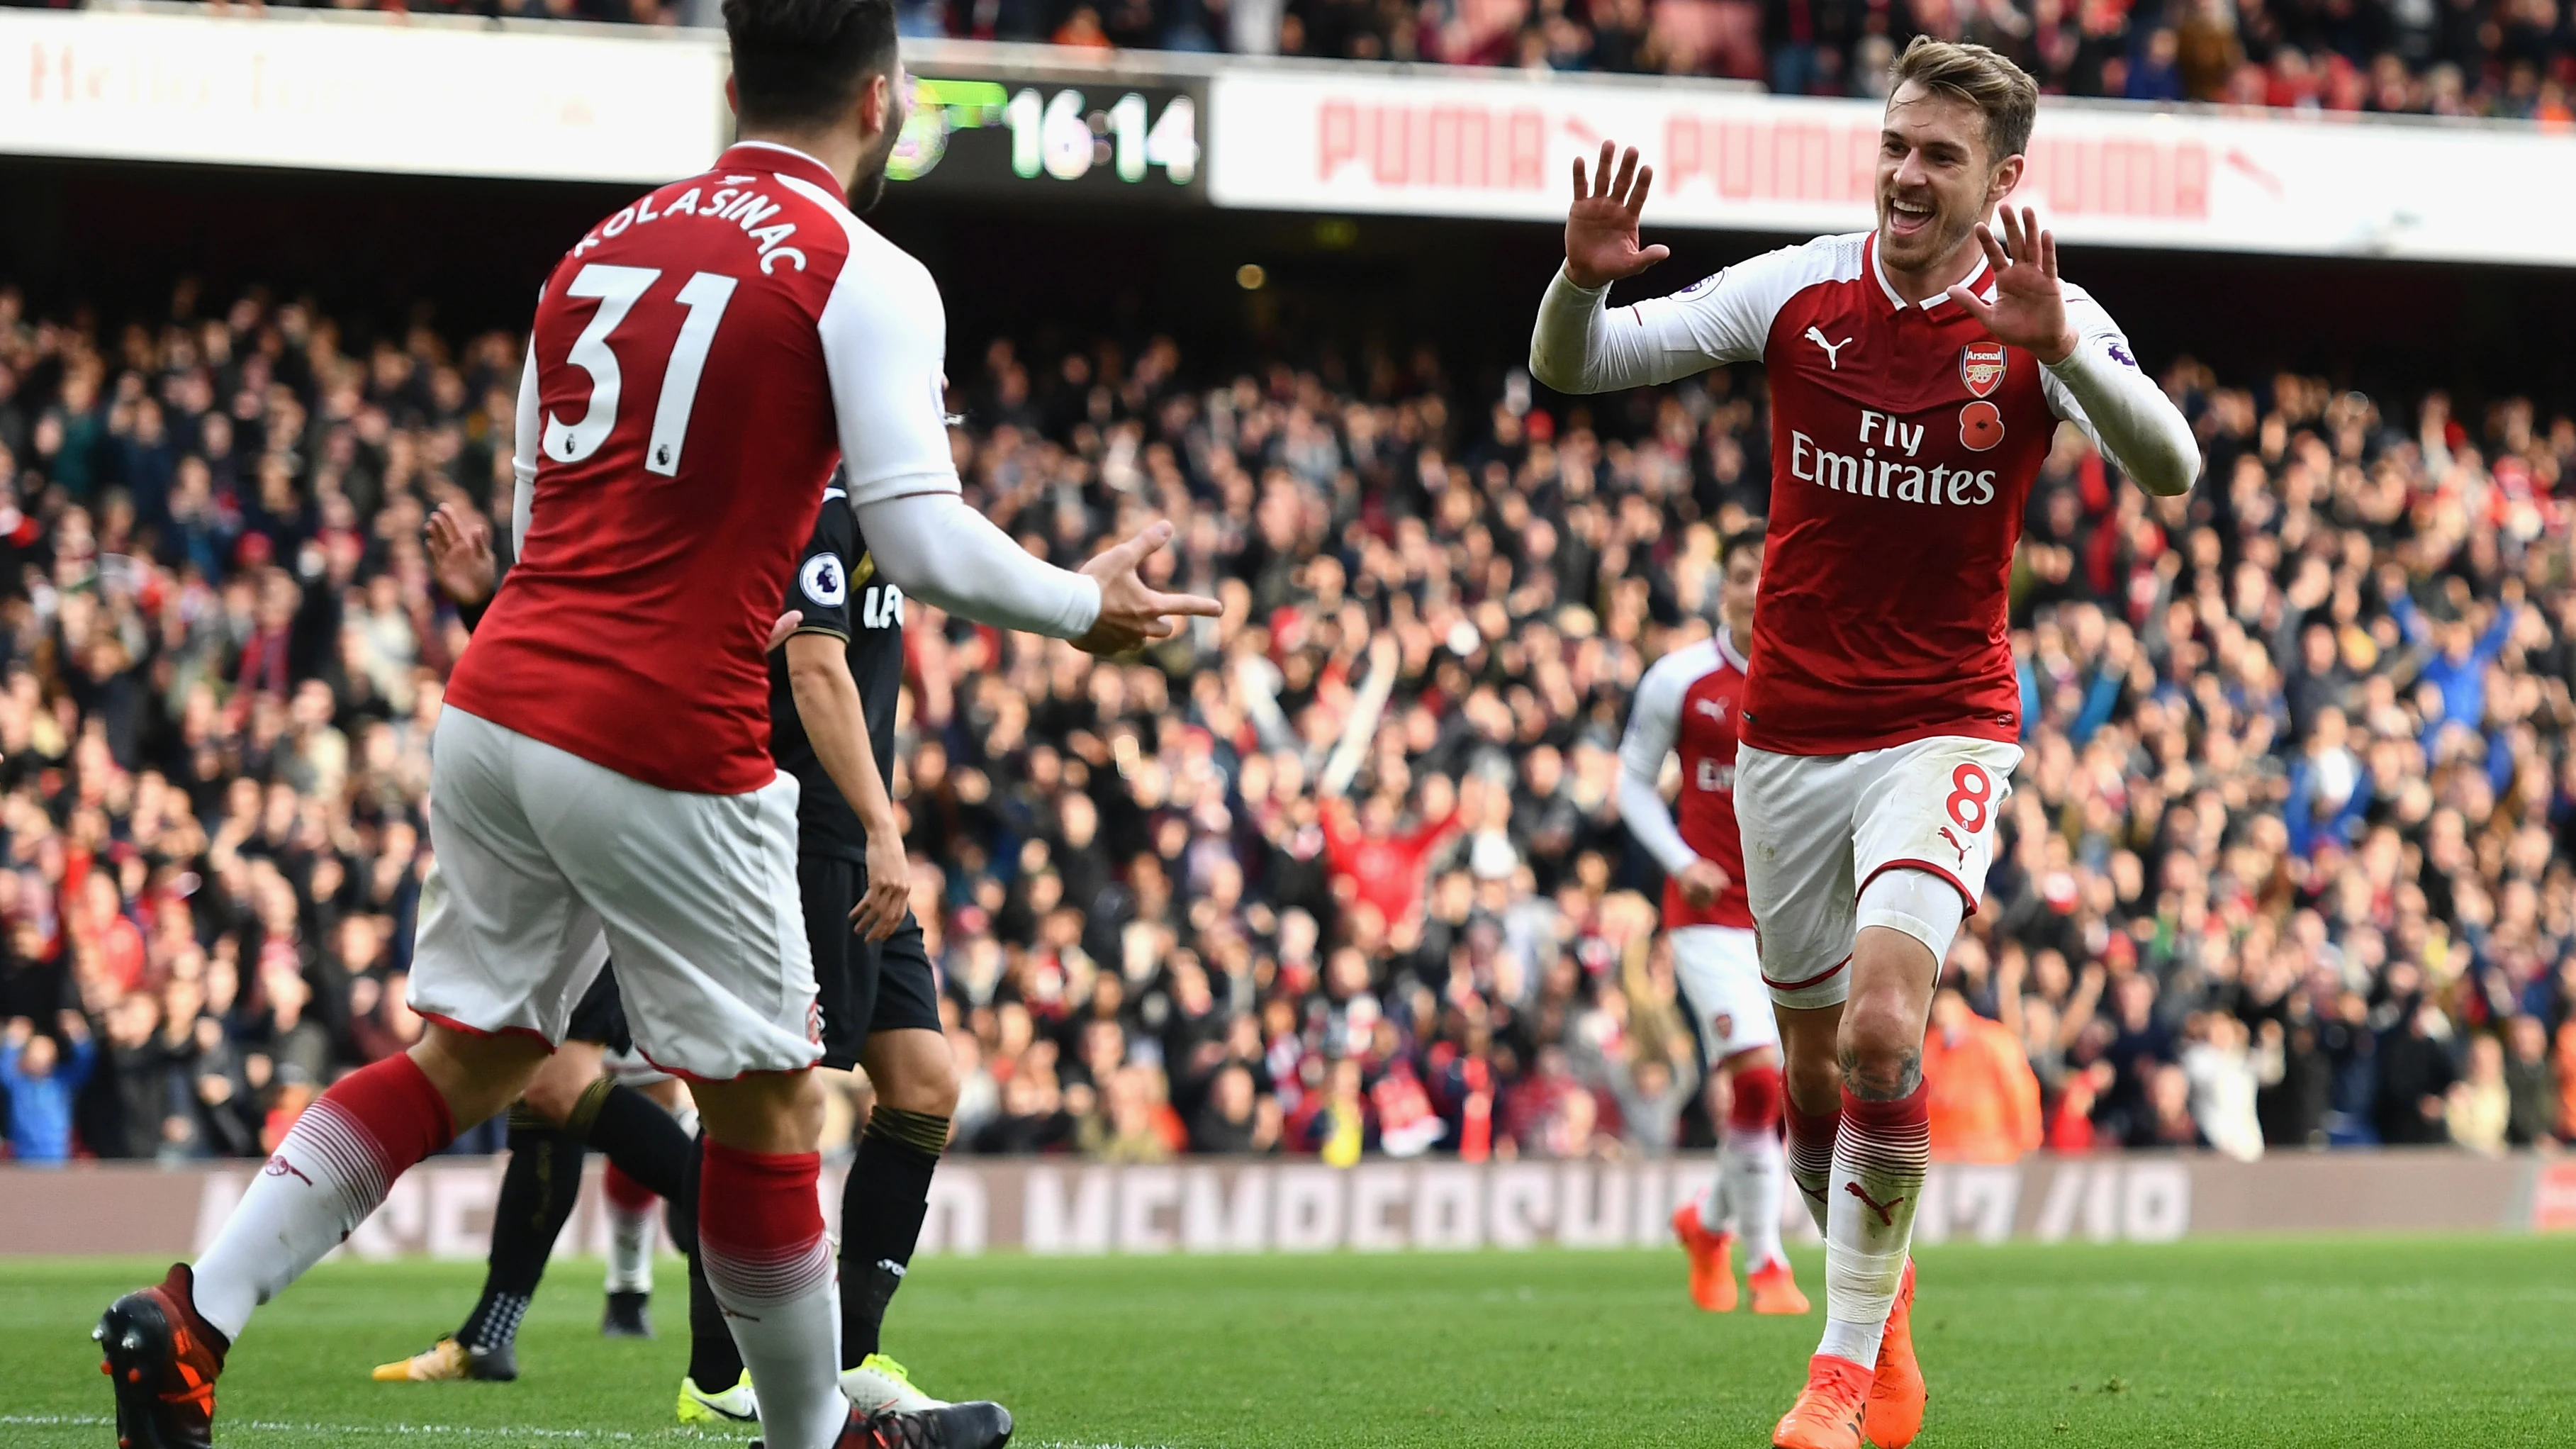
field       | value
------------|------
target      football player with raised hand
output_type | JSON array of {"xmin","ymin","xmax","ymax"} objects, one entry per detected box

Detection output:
[{"xmin": 1534, "ymin": 37, "xmax": 2195, "ymax": 1449}]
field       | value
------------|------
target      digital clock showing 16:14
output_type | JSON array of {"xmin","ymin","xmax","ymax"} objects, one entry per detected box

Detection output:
[{"xmin": 890, "ymin": 77, "xmax": 1204, "ymax": 201}]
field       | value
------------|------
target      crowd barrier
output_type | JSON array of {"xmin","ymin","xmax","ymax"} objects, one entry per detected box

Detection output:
[{"xmin": 2, "ymin": 1153, "xmax": 2565, "ymax": 1259}]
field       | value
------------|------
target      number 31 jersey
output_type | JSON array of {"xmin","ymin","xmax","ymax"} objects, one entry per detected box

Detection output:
[{"xmin": 448, "ymin": 142, "xmax": 961, "ymax": 797}]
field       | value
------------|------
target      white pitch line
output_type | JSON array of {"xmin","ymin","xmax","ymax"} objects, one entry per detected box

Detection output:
[
  {"xmin": 0, "ymin": 1414, "xmax": 646, "ymax": 1440},
  {"xmin": 4, "ymin": 1415, "xmax": 1168, "ymax": 1449}
]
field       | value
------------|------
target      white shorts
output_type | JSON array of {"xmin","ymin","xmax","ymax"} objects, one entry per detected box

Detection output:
[
  {"xmin": 1737, "ymin": 734, "xmax": 2022, "ymax": 1010},
  {"xmin": 1669, "ymin": 925, "xmax": 1779, "ymax": 1065},
  {"xmin": 408, "ymin": 707, "xmax": 820, "ymax": 1082}
]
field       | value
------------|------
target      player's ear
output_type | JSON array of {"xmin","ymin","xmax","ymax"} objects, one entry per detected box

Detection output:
[
  {"xmin": 1987, "ymin": 152, "xmax": 2025, "ymax": 211},
  {"xmin": 858, "ymin": 71, "xmax": 893, "ymax": 140},
  {"xmin": 724, "ymin": 73, "xmax": 741, "ymax": 119}
]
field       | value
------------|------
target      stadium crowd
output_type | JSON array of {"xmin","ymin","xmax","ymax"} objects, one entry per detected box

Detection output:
[
  {"xmin": 0, "ymin": 276, "xmax": 2572, "ymax": 1171},
  {"xmin": 164, "ymin": 0, "xmax": 2576, "ymax": 123}
]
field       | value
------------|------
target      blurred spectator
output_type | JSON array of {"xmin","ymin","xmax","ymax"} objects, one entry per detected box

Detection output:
[
  {"xmin": 1925, "ymin": 985, "xmax": 2043, "ymax": 1163},
  {"xmin": 2446, "ymin": 1033, "xmax": 2511, "ymax": 1153},
  {"xmin": 2178, "ymin": 1011, "xmax": 2269, "ymax": 1160},
  {"xmin": 2502, "ymin": 1014, "xmax": 2555, "ymax": 1146},
  {"xmin": 2, "ymin": 1013, "xmax": 96, "ymax": 1164}
]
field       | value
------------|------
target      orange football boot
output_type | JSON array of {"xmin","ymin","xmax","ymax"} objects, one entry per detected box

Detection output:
[
  {"xmin": 1772, "ymin": 1353, "xmax": 1871, "ymax": 1449},
  {"xmin": 1865, "ymin": 1258, "xmax": 1925, "ymax": 1448},
  {"xmin": 1747, "ymin": 1255, "xmax": 1811, "ymax": 1315},
  {"xmin": 1669, "ymin": 1199, "xmax": 1738, "ymax": 1311}
]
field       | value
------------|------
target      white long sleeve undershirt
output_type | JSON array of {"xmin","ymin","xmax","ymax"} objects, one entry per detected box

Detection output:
[
  {"xmin": 1615, "ymin": 766, "xmax": 1702, "ymax": 876},
  {"xmin": 852, "ymin": 492, "xmax": 1101, "ymax": 640},
  {"xmin": 1529, "ymin": 243, "xmax": 2201, "ymax": 498}
]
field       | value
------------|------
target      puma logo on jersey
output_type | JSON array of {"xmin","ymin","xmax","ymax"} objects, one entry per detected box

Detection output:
[
  {"xmin": 1804, "ymin": 327, "xmax": 1853, "ymax": 369},
  {"xmin": 1693, "ymin": 698, "xmax": 1728, "ymax": 722},
  {"xmin": 1937, "ymin": 825, "xmax": 1969, "ymax": 866}
]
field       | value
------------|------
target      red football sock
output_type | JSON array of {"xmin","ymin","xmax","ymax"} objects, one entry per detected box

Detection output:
[
  {"xmin": 191, "ymin": 1053, "xmax": 455, "ymax": 1339},
  {"xmin": 699, "ymin": 1140, "xmax": 843, "ymax": 1449},
  {"xmin": 1783, "ymin": 1091, "xmax": 1842, "ymax": 1236}
]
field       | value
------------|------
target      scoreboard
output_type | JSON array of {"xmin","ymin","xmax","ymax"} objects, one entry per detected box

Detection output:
[{"xmin": 890, "ymin": 72, "xmax": 1206, "ymax": 204}]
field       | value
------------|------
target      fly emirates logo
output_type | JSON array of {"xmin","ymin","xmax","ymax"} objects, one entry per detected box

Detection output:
[{"xmin": 1789, "ymin": 408, "xmax": 1998, "ymax": 507}]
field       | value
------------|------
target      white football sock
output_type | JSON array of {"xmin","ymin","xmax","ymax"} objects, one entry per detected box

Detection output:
[
  {"xmin": 1725, "ymin": 1124, "xmax": 1788, "ymax": 1270},
  {"xmin": 607, "ymin": 1201, "xmax": 655, "ymax": 1294},
  {"xmin": 1698, "ymin": 1148, "xmax": 1732, "ymax": 1234},
  {"xmin": 1816, "ymin": 1087, "xmax": 1928, "ymax": 1367}
]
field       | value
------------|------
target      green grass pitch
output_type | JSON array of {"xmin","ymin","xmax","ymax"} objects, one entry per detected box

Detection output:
[{"xmin": 5, "ymin": 1236, "xmax": 2572, "ymax": 1448}]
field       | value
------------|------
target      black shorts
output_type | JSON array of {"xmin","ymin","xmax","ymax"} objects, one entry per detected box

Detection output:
[
  {"xmin": 804, "ymin": 852, "xmax": 943, "ymax": 1071},
  {"xmin": 564, "ymin": 967, "xmax": 634, "ymax": 1055}
]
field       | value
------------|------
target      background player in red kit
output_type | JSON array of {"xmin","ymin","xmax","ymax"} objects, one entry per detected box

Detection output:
[
  {"xmin": 94, "ymin": 2, "xmax": 1216, "ymax": 1447},
  {"xmin": 1534, "ymin": 38, "xmax": 2197, "ymax": 1449},
  {"xmin": 1618, "ymin": 529, "xmax": 1806, "ymax": 1319}
]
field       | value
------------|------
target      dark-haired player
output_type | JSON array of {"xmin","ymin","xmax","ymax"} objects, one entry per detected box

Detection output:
[
  {"xmin": 676, "ymin": 469, "xmax": 984, "ymax": 1424},
  {"xmin": 96, "ymin": 0, "xmax": 1214, "ymax": 1444},
  {"xmin": 1618, "ymin": 529, "xmax": 1806, "ymax": 1320},
  {"xmin": 1534, "ymin": 37, "xmax": 2193, "ymax": 1449}
]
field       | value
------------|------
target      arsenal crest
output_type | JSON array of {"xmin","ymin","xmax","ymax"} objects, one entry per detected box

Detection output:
[{"xmin": 1960, "ymin": 341, "xmax": 2007, "ymax": 398}]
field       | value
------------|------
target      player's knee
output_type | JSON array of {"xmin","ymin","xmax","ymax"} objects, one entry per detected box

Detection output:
[
  {"xmin": 696, "ymin": 1068, "xmax": 829, "ymax": 1155},
  {"xmin": 1727, "ymin": 1061, "xmax": 1784, "ymax": 1131},
  {"xmin": 519, "ymin": 1070, "xmax": 586, "ymax": 1126},
  {"xmin": 412, "ymin": 1024, "xmax": 550, "ymax": 1126},
  {"xmin": 877, "ymin": 1056, "xmax": 959, "ymax": 1117},
  {"xmin": 1782, "ymin": 1049, "xmax": 1839, "ymax": 1115},
  {"xmin": 1839, "ymin": 1000, "xmax": 1922, "ymax": 1098}
]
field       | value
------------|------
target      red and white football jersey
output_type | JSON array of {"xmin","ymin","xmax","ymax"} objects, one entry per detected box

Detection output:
[
  {"xmin": 449, "ymin": 142, "xmax": 958, "ymax": 796},
  {"xmin": 1618, "ymin": 631, "xmax": 1754, "ymax": 929},
  {"xmin": 1608, "ymin": 231, "xmax": 2144, "ymax": 757}
]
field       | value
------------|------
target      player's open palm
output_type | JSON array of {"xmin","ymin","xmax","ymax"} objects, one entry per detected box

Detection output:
[
  {"xmin": 1075, "ymin": 521, "xmax": 1223, "ymax": 656},
  {"xmin": 425, "ymin": 500, "xmax": 496, "ymax": 606},
  {"xmin": 1564, "ymin": 142, "xmax": 1671, "ymax": 289},
  {"xmin": 1949, "ymin": 206, "xmax": 2079, "ymax": 364}
]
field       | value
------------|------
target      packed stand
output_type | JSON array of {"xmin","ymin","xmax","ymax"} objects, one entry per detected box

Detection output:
[
  {"xmin": 151, "ymin": 0, "xmax": 2576, "ymax": 122},
  {"xmin": 0, "ymin": 279, "xmax": 2572, "ymax": 1167}
]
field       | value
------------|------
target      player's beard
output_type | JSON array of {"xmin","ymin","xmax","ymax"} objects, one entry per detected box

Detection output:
[
  {"xmin": 846, "ymin": 164, "xmax": 891, "ymax": 215},
  {"xmin": 846, "ymin": 91, "xmax": 909, "ymax": 214},
  {"xmin": 1877, "ymin": 183, "xmax": 1978, "ymax": 274}
]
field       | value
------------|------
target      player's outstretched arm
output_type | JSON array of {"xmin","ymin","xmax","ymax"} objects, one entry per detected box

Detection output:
[
  {"xmin": 853, "ymin": 495, "xmax": 1219, "ymax": 654},
  {"xmin": 1949, "ymin": 207, "xmax": 2199, "ymax": 497}
]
